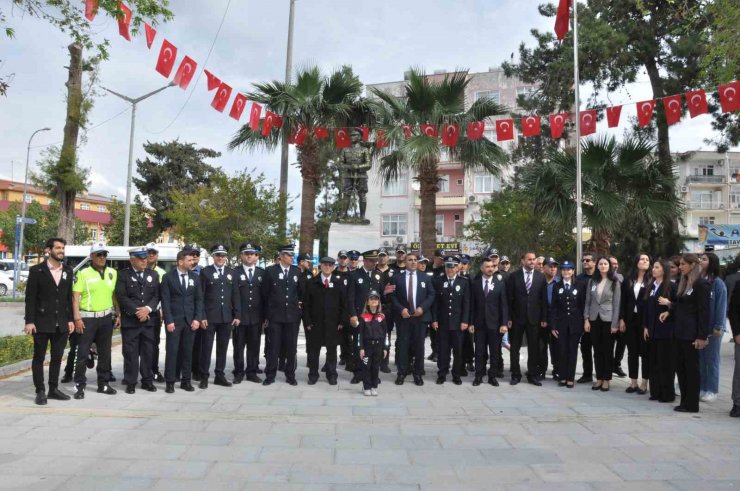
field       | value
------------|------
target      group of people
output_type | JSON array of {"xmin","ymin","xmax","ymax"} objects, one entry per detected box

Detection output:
[{"xmin": 24, "ymin": 237, "xmax": 740, "ymax": 417}]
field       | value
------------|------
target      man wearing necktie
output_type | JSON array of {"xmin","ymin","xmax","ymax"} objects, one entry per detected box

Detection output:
[{"xmin": 233, "ymin": 243, "xmax": 267, "ymax": 384}]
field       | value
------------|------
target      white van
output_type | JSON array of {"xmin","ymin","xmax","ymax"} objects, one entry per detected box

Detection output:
[
  {"xmin": 0, "ymin": 259, "xmax": 29, "ymax": 280},
  {"xmin": 64, "ymin": 244, "xmax": 211, "ymax": 273}
]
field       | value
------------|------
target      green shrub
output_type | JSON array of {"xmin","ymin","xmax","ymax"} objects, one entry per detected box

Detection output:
[{"xmin": 0, "ymin": 335, "xmax": 35, "ymax": 366}]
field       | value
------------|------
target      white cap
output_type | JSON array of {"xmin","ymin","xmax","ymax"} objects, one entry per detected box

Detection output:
[
  {"xmin": 90, "ymin": 242, "xmax": 108, "ymax": 254},
  {"xmin": 145, "ymin": 242, "xmax": 159, "ymax": 253}
]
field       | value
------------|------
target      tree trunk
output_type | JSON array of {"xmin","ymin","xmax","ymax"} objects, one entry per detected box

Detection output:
[
  {"xmin": 418, "ymin": 159, "xmax": 439, "ymax": 259},
  {"xmin": 298, "ymin": 138, "xmax": 319, "ymax": 255},
  {"xmin": 588, "ymin": 228, "xmax": 611, "ymax": 256},
  {"xmin": 57, "ymin": 42, "xmax": 83, "ymax": 243}
]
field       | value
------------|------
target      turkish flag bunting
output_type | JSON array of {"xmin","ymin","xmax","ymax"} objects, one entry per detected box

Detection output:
[
  {"xmin": 204, "ymin": 70, "xmax": 220, "ymax": 91},
  {"xmin": 117, "ymin": 2, "xmax": 132, "ymax": 41},
  {"xmin": 229, "ymin": 93, "xmax": 247, "ymax": 121},
  {"xmin": 155, "ymin": 39, "xmax": 177, "ymax": 78},
  {"xmin": 636, "ymin": 100, "xmax": 656, "ymax": 127},
  {"xmin": 521, "ymin": 116, "xmax": 541, "ymax": 137},
  {"xmin": 376, "ymin": 130, "xmax": 388, "ymax": 149},
  {"xmin": 402, "ymin": 125, "xmax": 412, "ymax": 139},
  {"xmin": 335, "ymin": 128, "xmax": 351, "ymax": 148},
  {"xmin": 466, "ymin": 121, "xmax": 485, "ymax": 140},
  {"xmin": 606, "ymin": 106, "xmax": 622, "ymax": 128},
  {"xmin": 210, "ymin": 83, "xmax": 232, "ymax": 113},
  {"xmin": 359, "ymin": 126, "xmax": 370, "ymax": 142},
  {"xmin": 718, "ymin": 81, "xmax": 740, "ymax": 113},
  {"xmin": 554, "ymin": 0, "xmax": 570, "ymax": 41},
  {"xmin": 496, "ymin": 119, "xmax": 514, "ymax": 141},
  {"xmin": 85, "ymin": 0, "xmax": 98, "ymax": 21},
  {"xmin": 441, "ymin": 124, "xmax": 460, "ymax": 147},
  {"xmin": 421, "ymin": 124, "xmax": 438, "ymax": 138},
  {"xmin": 289, "ymin": 126, "xmax": 308, "ymax": 145},
  {"xmin": 274, "ymin": 116, "xmax": 283, "ymax": 129},
  {"xmin": 262, "ymin": 111, "xmax": 278, "ymax": 136},
  {"xmin": 314, "ymin": 127, "xmax": 329, "ymax": 140},
  {"xmin": 172, "ymin": 56, "xmax": 197, "ymax": 90},
  {"xmin": 144, "ymin": 22, "xmax": 156, "ymax": 49},
  {"xmin": 249, "ymin": 103, "xmax": 261, "ymax": 131},
  {"xmin": 662, "ymin": 94, "xmax": 683, "ymax": 125},
  {"xmin": 579, "ymin": 110, "xmax": 597, "ymax": 136},
  {"xmin": 686, "ymin": 90, "xmax": 708, "ymax": 118},
  {"xmin": 549, "ymin": 113, "xmax": 567, "ymax": 138}
]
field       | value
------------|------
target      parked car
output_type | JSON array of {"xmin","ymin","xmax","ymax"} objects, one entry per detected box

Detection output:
[
  {"xmin": 0, "ymin": 260, "xmax": 29, "ymax": 281},
  {"xmin": 0, "ymin": 270, "xmax": 14, "ymax": 296}
]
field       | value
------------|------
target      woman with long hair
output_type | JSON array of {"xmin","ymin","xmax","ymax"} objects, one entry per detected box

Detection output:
[
  {"xmin": 622, "ymin": 253, "xmax": 651, "ymax": 394},
  {"xmin": 672, "ymin": 253, "xmax": 711, "ymax": 413},
  {"xmin": 669, "ymin": 255, "xmax": 681, "ymax": 283},
  {"xmin": 584, "ymin": 256, "xmax": 621, "ymax": 392},
  {"xmin": 698, "ymin": 252, "xmax": 727, "ymax": 403},
  {"xmin": 644, "ymin": 259, "xmax": 677, "ymax": 402}
]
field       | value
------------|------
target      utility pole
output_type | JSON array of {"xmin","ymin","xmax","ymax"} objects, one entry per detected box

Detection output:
[{"xmin": 278, "ymin": 0, "xmax": 296, "ymax": 240}]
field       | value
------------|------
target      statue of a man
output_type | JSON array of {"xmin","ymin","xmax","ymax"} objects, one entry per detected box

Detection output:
[{"xmin": 338, "ymin": 127, "xmax": 372, "ymax": 222}]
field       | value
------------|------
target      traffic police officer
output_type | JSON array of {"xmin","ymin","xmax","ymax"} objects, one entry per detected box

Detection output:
[
  {"xmin": 432, "ymin": 256, "xmax": 471, "ymax": 385},
  {"xmin": 549, "ymin": 260, "xmax": 585, "ymax": 388},
  {"xmin": 71, "ymin": 242, "xmax": 119, "ymax": 399},
  {"xmin": 234, "ymin": 243, "xmax": 266, "ymax": 384},
  {"xmin": 145, "ymin": 242, "xmax": 167, "ymax": 383},
  {"xmin": 198, "ymin": 244, "xmax": 240, "ymax": 389}
]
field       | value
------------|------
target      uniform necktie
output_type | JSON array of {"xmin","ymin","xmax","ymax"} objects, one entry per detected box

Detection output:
[
  {"xmin": 180, "ymin": 273, "xmax": 187, "ymax": 290},
  {"xmin": 138, "ymin": 271, "xmax": 144, "ymax": 281},
  {"xmin": 407, "ymin": 272, "xmax": 415, "ymax": 311},
  {"xmin": 565, "ymin": 282, "xmax": 570, "ymax": 292},
  {"xmin": 525, "ymin": 271, "xmax": 532, "ymax": 293},
  {"xmin": 248, "ymin": 268, "xmax": 253, "ymax": 282},
  {"xmin": 324, "ymin": 278, "xmax": 329, "ymax": 288},
  {"xmin": 218, "ymin": 268, "xmax": 223, "ymax": 276},
  {"xmin": 484, "ymin": 279, "xmax": 489, "ymax": 296},
  {"xmin": 283, "ymin": 268, "xmax": 288, "ymax": 278}
]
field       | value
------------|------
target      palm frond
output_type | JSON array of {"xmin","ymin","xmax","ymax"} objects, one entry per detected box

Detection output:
[{"xmin": 404, "ymin": 68, "xmax": 436, "ymax": 117}]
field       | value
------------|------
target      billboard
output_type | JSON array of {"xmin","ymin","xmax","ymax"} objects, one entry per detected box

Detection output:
[{"xmin": 698, "ymin": 224, "xmax": 740, "ymax": 246}]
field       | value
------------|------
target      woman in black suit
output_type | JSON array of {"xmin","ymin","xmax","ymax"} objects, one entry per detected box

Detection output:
[
  {"xmin": 643, "ymin": 259, "xmax": 677, "ymax": 403},
  {"xmin": 584, "ymin": 256, "xmax": 621, "ymax": 392},
  {"xmin": 621, "ymin": 253, "xmax": 650, "ymax": 394},
  {"xmin": 670, "ymin": 253, "xmax": 710, "ymax": 413}
]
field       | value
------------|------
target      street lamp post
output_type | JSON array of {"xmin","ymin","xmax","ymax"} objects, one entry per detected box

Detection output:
[
  {"xmin": 14, "ymin": 127, "xmax": 51, "ymax": 298},
  {"xmin": 277, "ymin": 0, "xmax": 296, "ymax": 239},
  {"xmin": 103, "ymin": 83, "xmax": 174, "ymax": 246}
]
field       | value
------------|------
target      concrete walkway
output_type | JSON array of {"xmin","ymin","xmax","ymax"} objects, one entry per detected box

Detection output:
[{"xmin": 0, "ymin": 333, "xmax": 738, "ymax": 490}]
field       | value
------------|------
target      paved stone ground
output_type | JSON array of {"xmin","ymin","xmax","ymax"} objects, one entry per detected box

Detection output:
[{"xmin": 0, "ymin": 332, "xmax": 738, "ymax": 490}]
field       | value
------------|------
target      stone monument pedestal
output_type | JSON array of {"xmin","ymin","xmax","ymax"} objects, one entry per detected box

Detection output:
[{"xmin": 328, "ymin": 221, "xmax": 377, "ymax": 255}]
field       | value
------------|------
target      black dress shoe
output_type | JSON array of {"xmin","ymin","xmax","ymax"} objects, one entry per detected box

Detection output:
[
  {"xmin": 674, "ymin": 405, "xmax": 693, "ymax": 413},
  {"xmin": 246, "ymin": 375, "xmax": 263, "ymax": 384},
  {"xmin": 465, "ymin": 362, "xmax": 475, "ymax": 373},
  {"xmin": 558, "ymin": 381, "xmax": 567, "ymax": 387},
  {"xmin": 140, "ymin": 383, "xmax": 156, "ymax": 392},
  {"xmin": 576, "ymin": 375, "xmax": 593, "ymax": 384},
  {"xmin": 35, "ymin": 391, "xmax": 47, "ymax": 405},
  {"xmin": 510, "ymin": 377, "xmax": 521, "ymax": 386},
  {"xmin": 553, "ymin": 373, "xmax": 561, "ymax": 382},
  {"xmin": 154, "ymin": 372, "xmax": 165, "ymax": 383},
  {"xmin": 626, "ymin": 386, "xmax": 637, "ymax": 393},
  {"xmin": 395, "ymin": 375, "xmax": 405, "ymax": 385},
  {"xmin": 199, "ymin": 379, "xmax": 208, "ymax": 389},
  {"xmin": 488, "ymin": 377, "xmax": 499, "ymax": 387},
  {"xmin": 307, "ymin": 377, "xmax": 318, "ymax": 385},
  {"xmin": 327, "ymin": 377, "xmax": 337, "ymax": 386},
  {"xmin": 453, "ymin": 377, "xmax": 462, "ymax": 385},
  {"xmin": 649, "ymin": 395, "xmax": 659, "ymax": 400},
  {"xmin": 125, "ymin": 385, "xmax": 136, "ymax": 394},
  {"xmin": 472, "ymin": 377, "xmax": 482, "ymax": 387},
  {"xmin": 636, "ymin": 387, "xmax": 647, "ymax": 395},
  {"xmin": 48, "ymin": 388, "xmax": 71, "ymax": 400},
  {"xmin": 338, "ymin": 359, "xmax": 346, "ymax": 366},
  {"xmin": 97, "ymin": 385, "xmax": 117, "ymax": 395},
  {"xmin": 566, "ymin": 383, "xmax": 575, "ymax": 389},
  {"xmin": 413, "ymin": 376, "xmax": 424, "ymax": 386},
  {"xmin": 180, "ymin": 383, "xmax": 195, "ymax": 392},
  {"xmin": 262, "ymin": 379, "xmax": 274, "ymax": 386},
  {"xmin": 380, "ymin": 365, "xmax": 391, "ymax": 374},
  {"xmin": 165, "ymin": 383, "xmax": 175, "ymax": 393},
  {"xmin": 61, "ymin": 373, "xmax": 73, "ymax": 384},
  {"xmin": 232, "ymin": 375, "xmax": 243, "ymax": 385},
  {"xmin": 730, "ymin": 405, "xmax": 740, "ymax": 417},
  {"xmin": 461, "ymin": 368, "xmax": 468, "ymax": 377},
  {"xmin": 192, "ymin": 372, "xmax": 201, "ymax": 382},
  {"xmin": 256, "ymin": 368, "xmax": 264, "ymax": 374},
  {"xmin": 426, "ymin": 353, "xmax": 436, "ymax": 361},
  {"xmin": 74, "ymin": 387, "xmax": 85, "ymax": 400},
  {"xmin": 527, "ymin": 377, "xmax": 542, "ymax": 387},
  {"xmin": 436, "ymin": 376, "xmax": 445, "ymax": 385},
  {"xmin": 613, "ymin": 367, "xmax": 627, "ymax": 378},
  {"xmin": 214, "ymin": 375, "xmax": 232, "ymax": 387},
  {"xmin": 350, "ymin": 375, "xmax": 362, "ymax": 384},
  {"xmin": 286, "ymin": 378, "xmax": 298, "ymax": 386}
]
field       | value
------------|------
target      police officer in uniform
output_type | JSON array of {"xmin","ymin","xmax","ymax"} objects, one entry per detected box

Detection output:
[
  {"xmin": 348, "ymin": 250, "xmax": 361, "ymax": 271},
  {"xmin": 334, "ymin": 250, "xmax": 353, "ymax": 369},
  {"xmin": 145, "ymin": 242, "xmax": 167, "ymax": 383},
  {"xmin": 348, "ymin": 250, "xmax": 384, "ymax": 384},
  {"xmin": 391, "ymin": 247, "xmax": 407, "ymax": 274},
  {"xmin": 549, "ymin": 260, "xmax": 585, "ymax": 388},
  {"xmin": 233, "ymin": 243, "xmax": 266, "ymax": 384},
  {"xmin": 71, "ymin": 243, "xmax": 119, "ymax": 399},
  {"xmin": 459, "ymin": 254, "xmax": 475, "ymax": 375},
  {"xmin": 297, "ymin": 252, "xmax": 314, "ymax": 365},
  {"xmin": 198, "ymin": 244, "xmax": 240, "ymax": 389},
  {"xmin": 432, "ymin": 256, "xmax": 471, "ymax": 385},
  {"xmin": 262, "ymin": 244, "xmax": 303, "ymax": 386},
  {"xmin": 376, "ymin": 247, "xmax": 397, "ymax": 373},
  {"xmin": 115, "ymin": 246, "xmax": 161, "ymax": 394}
]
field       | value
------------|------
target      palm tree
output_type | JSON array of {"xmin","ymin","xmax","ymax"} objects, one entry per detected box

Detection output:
[
  {"xmin": 370, "ymin": 68, "xmax": 508, "ymax": 258},
  {"xmin": 520, "ymin": 135, "xmax": 683, "ymax": 255},
  {"xmin": 229, "ymin": 65, "xmax": 363, "ymax": 254}
]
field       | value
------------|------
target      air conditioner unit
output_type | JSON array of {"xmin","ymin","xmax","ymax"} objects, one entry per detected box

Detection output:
[
  {"xmin": 720, "ymin": 203, "xmax": 725, "ymax": 209},
  {"xmin": 468, "ymin": 195, "xmax": 477, "ymax": 203},
  {"xmin": 396, "ymin": 236, "xmax": 404, "ymax": 243},
  {"xmin": 680, "ymin": 186, "xmax": 688, "ymax": 193},
  {"xmin": 382, "ymin": 240, "xmax": 390, "ymax": 246},
  {"xmin": 717, "ymin": 159, "xmax": 725, "ymax": 167}
]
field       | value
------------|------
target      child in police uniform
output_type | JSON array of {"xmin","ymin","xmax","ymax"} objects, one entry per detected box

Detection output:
[{"xmin": 358, "ymin": 290, "xmax": 389, "ymax": 396}]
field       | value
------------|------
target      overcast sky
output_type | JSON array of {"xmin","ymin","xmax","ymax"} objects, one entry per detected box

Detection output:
[{"xmin": 1, "ymin": 1, "xmax": 735, "ymax": 225}]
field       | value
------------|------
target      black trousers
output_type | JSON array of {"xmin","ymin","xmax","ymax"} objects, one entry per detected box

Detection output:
[
  {"xmin": 626, "ymin": 312, "xmax": 649, "ymax": 380},
  {"xmin": 199, "ymin": 322, "xmax": 232, "ymax": 378},
  {"xmin": 547, "ymin": 332, "xmax": 559, "ymax": 376},
  {"xmin": 649, "ymin": 338, "xmax": 675, "ymax": 402},
  {"xmin": 63, "ymin": 331, "xmax": 80, "ymax": 377},
  {"xmin": 73, "ymin": 315, "xmax": 113, "ymax": 388},
  {"xmin": 308, "ymin": 339, "xmax": 338, "ymax": 379},
  {"xmin": 165, "ymin": 323, "xmax": 194, "ymax": 384},
  {"xmin": 232, "ymin": 323, "xmax": 261, "ymax": 377},
  {"xmin": 557, "ymin": 331, "xmax": 582, "ymax": 382},
  {"xmin": 151, "ymin": 317, "xmax": 162, "ymax": 374},
  {"xmin": 437, "ymin": 328, "xmax": 464, "ymax": 378},
  {"xmin": 396, "ymin": 318, "xmax": 426, "ymax": 376},
  {"xmin": 462, "ymin": 330, "xmax": 474, "ymax": 364},
  {"xmin": 580, "ymin": 332, "xmax": 593, "ymax": 377},
  {"xmin": 429, "ymin": 324, "xmax": 439, "ymax": 354},
  {"xmin": 613, "ymin": 330, "xmax": 627, "ymax": 370},
  {"xmin": 590, "ymin": 318, "xmax": 614, "ymax": 381},
  {"xmin": 509, "ymin": 321, "xmax": 544, "ymax": 378},
  {"xmin": 122, "ymin": 325, "xmax": 155, "ymax": 385},
  {"xmin": 32, "ymin": 329, "xmax": 69, "ymax": 393},
  {"xmin": 674, "ymin": 339, "xmax": 700, "ymax": 411},
  {"xmin": 265, "ymin": 322, "xmax": 298, "ymax": 381},
  {"xmin": 474, "ymin": 327, "xmax": 502, "ymax": 378},
  {"xmin": 191, "ymin": 328, "xmax": 203, "ymax": 377},
  {"xmin": 362, "ymin": 340, "xmax": 383, "ymax": 390}
]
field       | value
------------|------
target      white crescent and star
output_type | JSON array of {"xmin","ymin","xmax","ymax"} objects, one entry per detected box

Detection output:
[
  {"xmin": 667, "ymin": 99, "xmax": 680, "ymax": 113},
  {"xmin": 690, "ymin": 94, "xmax": 703, "ymax": 107},
  {"xmin": 582, "ymin": 113, "xmax": 594, "ymax": 125},
  {"xmin": 724, "ymin": 87, "xmax": 736, "ymax": 101},
  {"xmin": 500, "ymin": 122, "xmax": 510, "ymax": 131},
  {"xmin": 525, "ymin": 117, "xmax": 537, "ymax": 127},
  {"xmin": 553, "ymin": 115, "xmax": 564, "ymax": 126},
  {"xmin": 640, "ymin": 102, "xmax": 654, "ymax": 115},
  {"xmin": 163, "ymin": 47, "xmax": 173, "ymax": 63}
]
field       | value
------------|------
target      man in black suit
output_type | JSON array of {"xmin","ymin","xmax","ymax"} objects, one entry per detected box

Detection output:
[
  {"xmin": 390, "ymin": 252, "xmax": 435, "ymax": 386},
  {"xmin": 470, "ymin": 256, "xmax": 509, "ymax": 387},
  {"xmin": 347, "ymin": 250, "xmax": 384, "ymax": 384},
  {"xmin": 233, "ymin": 243, "xmax": 266, "ymax": 384},
  {"xmin": 24, "ymin": 238, "xmax": 75, "ymax": 405},
  {"xmin": 198, "ymin": 244, "xmax": 240, "ymax": 389},
  {"xmin": 506, "ymin": 251, "xmax": 549, "ymax": 386},
  {"xmin": 161, "ymin": 249, "xmax": 204, "ymax": 393},
  {"xmin": 432, "ymin": 256, "xmax": 471, "ymax": 385},
  {"xmin": 115, "ymin": 246, "xmax": 161, "ymax": 394},
  {"xmin": 334, "ymin": 250, "xmax": 353, "ymax": 370},
  {"xmin": 576, "ymin": 252, "xmax": 596, "ymax": 383},
  {"xmin": 262, "ymin": 244, "xmax": 303, "ymax": 386}
]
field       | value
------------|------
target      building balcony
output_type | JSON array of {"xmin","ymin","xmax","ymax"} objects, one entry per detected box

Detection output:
[
  {"xmin": 414, "ymin": 195, "xmax": 468, "ymax": 209},
  {"xmin": 685, "ymin": 175, "xmax": 726, "ymax": 185},
  {"xmin": 688, "ymin": 201, "xmax": 725, "ymax": 210}
]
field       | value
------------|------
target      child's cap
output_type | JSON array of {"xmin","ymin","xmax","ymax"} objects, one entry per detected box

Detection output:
[{"xmin": 368, "ymin": 290, "xmax": 381, "ymax": 299}]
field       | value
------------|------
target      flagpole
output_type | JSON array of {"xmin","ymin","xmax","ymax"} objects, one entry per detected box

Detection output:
[{"xmin": 573, "ymin": 0, "xmax": 583, "ymax": 273}]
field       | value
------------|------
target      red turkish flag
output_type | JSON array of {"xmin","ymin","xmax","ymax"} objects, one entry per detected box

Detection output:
[
  {"xmin": 359, "ymin": 126, "xmax": 370, "ymax": 142},
  {"xmin": 441, "ymin": 124, "xmax": 460, "ymax": 147},
  {"xmin": 249, "ymin": 103, "xmax": 261, "ymax": 131},
  {"xmin": 335, "ymin": 128, "xmax": 351, "ymax": 148},
  {"xmin": 521, "ymin": 116, "xmax": 541, "ymax": 137},
  {"xmin": 211, "ymin": 83, "xmax": 232, "ymax": 113},
  {"xmin": 718, "ymin": 81, "xmax": 740, "ymax": 113},
  {"xmin": 662, "ymin": 94, "xmax": 683, "ymax": 125},
  {"xmin": 686, "ymin": 90, "xmax": 708, "ymax": 118},
  {"xmin": 554, "ymin": 0, "xmax": 570, "ymax": 41},
  {"xmin": 262, "ymin": 111, "xmax": 279, "ymax": 136},
  {"xmin": 289, "ymin": 126, "xmax": 308, "ymax": 145},
  {"xmin": 314, "ymin": 127, "xmax": 329, "ymax": 139},
  {"xmin": 204, "ymin": 70, "xmax": 220, "ymax": 91},
  {"xmin": 636, "ymin": 100, "xmax": 656, "ymax": 127},
  {"xmin": 172, "ymin": 56, "xmax": 197, "ymax": 90},
  {"xmin": 144, "ymin": 22, "xmax": 156, "ymax": 49},
  {"xmin": 229, "ymin": 93, "xmax": 247, "ymax": 121},
  {"xmin": 421, "ymin": 124, "xmax": 438, "ymax": 138},
  {"xmin": 117, "ymin": 2, "xmax": 132, "ymax": 41},
  {"xmin": 466, "ymin": 121, "xmax": 485, "ymax": 140},
  {"xmin": 274, "ymin": 116, "xmax": 283, "ymax": 129},
  {"xmin": 85, "ymin": 0, "xmax": 98, "ymax": 21},
  {"xmin": 496, "ymin": 119, "xmax": 514, "ymax": 141},
  {"xmin": 579, "ymin": 110, "xmax": 597, "ymax": 136},
  {"xmin": 155, "ymin": 39, "xmax": 177, "ymax": 78},
  {"xmin": 606, "ymin": 106, "xmax": 622, "ymax": 128},
  {"xmin": 375, "ymin": 130, "xmax": 388, "ymax": 149},
  {"xmin": 549, "ymin": 113, "xmax": 567, "ymax": 138},
  {"xmin": 402, "ymin": 125, "xmax": 412, "ymax": 139}
]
